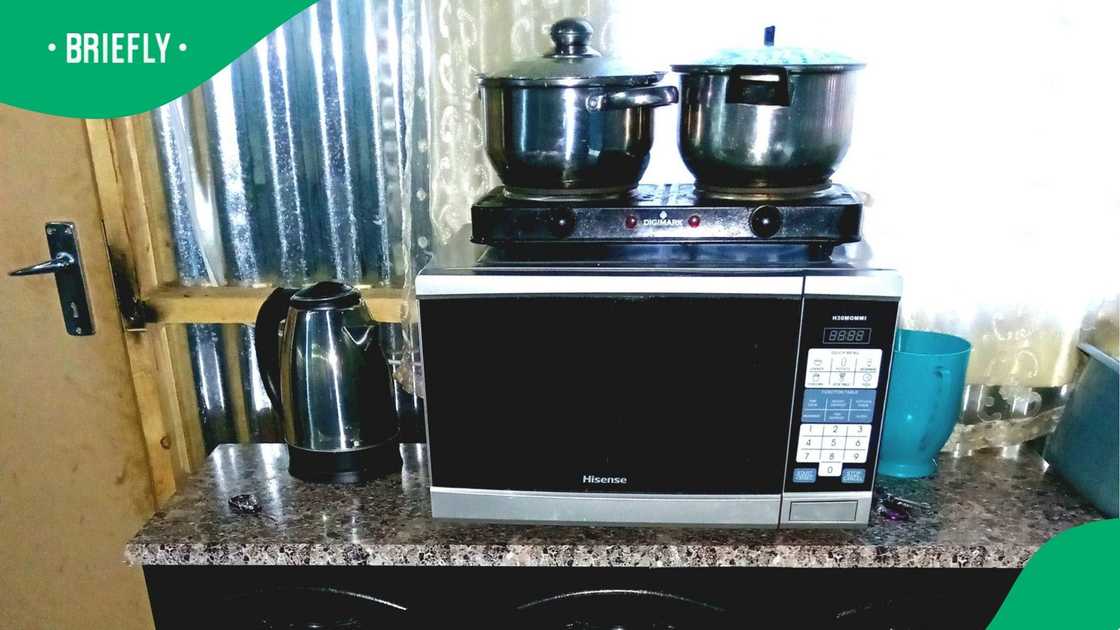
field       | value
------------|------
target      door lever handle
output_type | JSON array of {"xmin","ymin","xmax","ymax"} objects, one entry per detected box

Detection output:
[
  {"xmin": 8, "ymin": 222, "xmax": 94, "ymax": 335},
  {"xmin": 9, "ymin": 252, "xmax": 75, "ymax": 276}
]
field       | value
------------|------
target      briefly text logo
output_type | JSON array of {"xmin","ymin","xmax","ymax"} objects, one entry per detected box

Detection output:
[{"xmin": 47, "ymin": 33, "xmax": 187, "ymax": 64}]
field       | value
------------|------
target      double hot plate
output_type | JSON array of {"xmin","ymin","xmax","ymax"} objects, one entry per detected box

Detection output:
[{"xmin": 471, "ymin": 183, "xmax": 864, "ymax": 256}]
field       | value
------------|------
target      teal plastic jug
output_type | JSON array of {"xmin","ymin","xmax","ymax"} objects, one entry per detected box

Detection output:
[{"xmin": 879, "ymin": 330, "xmax": 971, "ymax": 478}]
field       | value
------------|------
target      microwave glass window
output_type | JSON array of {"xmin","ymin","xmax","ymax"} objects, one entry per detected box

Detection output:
[
  {"xmin": 822, "ymin": 327, "xmax": 871, "ymax": 344},
  {"xmin": 419, "ymin": 296, "xmax": 802, "ymax": 494}
]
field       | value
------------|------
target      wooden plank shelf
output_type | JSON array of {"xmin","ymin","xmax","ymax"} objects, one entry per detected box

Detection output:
[{"xmin": 142, "ymin": 285, "xmax": 408, "ymax": 325}]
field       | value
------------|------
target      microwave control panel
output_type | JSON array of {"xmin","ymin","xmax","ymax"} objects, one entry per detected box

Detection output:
[{"xmin": 784, "ymin": 297, "xmax": 899, "ymax": 493}]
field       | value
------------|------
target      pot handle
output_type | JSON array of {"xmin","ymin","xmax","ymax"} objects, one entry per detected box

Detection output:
[
  {"xmin": 586, "ymin": 85, "xmax": 679, "ymax": 111},
  {"xmin": 726, "ymin": 65, "xmax": 791, "ymax": 106}
]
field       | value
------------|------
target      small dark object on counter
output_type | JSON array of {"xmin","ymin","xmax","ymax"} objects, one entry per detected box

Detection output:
[
  {"xmin": 875, "ymin": 503, "xmax": 910, "ymax": 522},
  {"xmin": 874, "ymin": 485, "xmax": 931, "ymax": 522},
  {"xmin": 228, "ymin": 493, "xmax": 262, "ymax": 515}
]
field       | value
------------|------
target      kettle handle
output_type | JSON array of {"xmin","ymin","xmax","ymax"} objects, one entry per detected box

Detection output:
[{"xmin": 253, "ymin": 287, "xmax": 298, "ymax": 413}]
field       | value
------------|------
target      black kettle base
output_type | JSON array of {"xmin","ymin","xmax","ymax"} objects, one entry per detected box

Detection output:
[{"xmin": 287, "ymin": 441, "xmax": 403, "ymax": 484}]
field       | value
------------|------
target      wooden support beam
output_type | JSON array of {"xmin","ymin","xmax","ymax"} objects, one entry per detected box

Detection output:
[
  {"xmin": 85, "ymin": 117, "xmax": 183, "ymax": 505},
  {"xmin": 157, "ymin": 324, "xmax": 207, "ymax": 468},
  {"xmin": 143, "ymin": 286, "xmax": 407, "ymax": 324}
]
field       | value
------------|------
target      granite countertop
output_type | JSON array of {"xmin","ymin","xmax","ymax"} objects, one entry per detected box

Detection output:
[{"xmin": 126, "ymin": 444, "xmax": 1100, "ymax": 569}]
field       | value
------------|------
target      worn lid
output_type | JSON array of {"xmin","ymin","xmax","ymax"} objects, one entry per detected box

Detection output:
[
  {"xmin": 480, "ymin": 18, "xmax": 664, "ymax": 87},
  {"xmin": 290, "ymin": 280, "xmax": 361, "ymax": 310},
  {"xmin": 672, "ymin": 26, "xmax": 864, "ymax": 74}
]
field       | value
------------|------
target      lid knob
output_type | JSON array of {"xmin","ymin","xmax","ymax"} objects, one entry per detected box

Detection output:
[{"xmin": 549, "ymin": 18, "xmax": 599, "ymax": 58}]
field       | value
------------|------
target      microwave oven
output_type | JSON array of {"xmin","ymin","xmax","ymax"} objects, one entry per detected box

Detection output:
[{"xmin": 415, "ymin": 246, "xmax": 901, "ymax": 528}]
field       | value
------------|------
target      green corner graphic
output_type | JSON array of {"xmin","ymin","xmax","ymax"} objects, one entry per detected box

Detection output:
[
  {"xmin": 0, "ymin": 1, "xmax": 317, "ymax": 118},
  {"xmin": 988, "ymin": 519, "xmax": 1120, "ymax": 629}
]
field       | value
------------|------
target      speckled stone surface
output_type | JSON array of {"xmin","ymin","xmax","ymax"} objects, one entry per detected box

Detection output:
[{"xmin": 126, "ymin": 444, "xmax": 1100, "ymax": 568}]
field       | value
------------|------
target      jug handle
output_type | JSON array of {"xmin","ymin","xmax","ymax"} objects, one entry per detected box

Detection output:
[
  {"xmin": 918, "ymin": 367, "xmax": 952, "ymax": 450},
  {"xmin": 253, "ymin": 287, "xmax": 297, "ymax": 412}
]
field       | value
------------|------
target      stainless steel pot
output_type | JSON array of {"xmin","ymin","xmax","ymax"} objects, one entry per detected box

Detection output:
[
  {"xmin": 480, "ymin": 18, "xmax": 678, "ymax": 198},
  {"xmin": 672, "ymin": 28, "xmax": 864, "ymax": 191}
]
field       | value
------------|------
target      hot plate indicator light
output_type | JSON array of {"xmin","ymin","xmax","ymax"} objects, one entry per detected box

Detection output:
[
  {"xmin": 688, "ymin": 214, "xmax": 701, "ymax": 228},
  {"xmin": 624, "ymin": 215, "xmax": 638, "ymax": 229}
]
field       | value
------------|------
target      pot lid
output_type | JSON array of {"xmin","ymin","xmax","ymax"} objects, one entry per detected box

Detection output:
[
  {"xmin": 672, "ymin": 26, "xmax": 864, "ymax": 73},
  {"xmin": 480, "ymin": 18, "xmax": 664, "ymax": 87}
]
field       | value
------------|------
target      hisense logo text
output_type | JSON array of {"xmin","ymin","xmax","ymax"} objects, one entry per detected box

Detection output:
[{"xmin": 582, "ymin": 474, "xmax": 628, "ymax": 485}]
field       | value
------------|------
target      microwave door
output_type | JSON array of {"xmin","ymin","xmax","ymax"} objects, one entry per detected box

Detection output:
[{"xmin": 419, "ymin": 295, "xmax": 803, "ymax": 496}]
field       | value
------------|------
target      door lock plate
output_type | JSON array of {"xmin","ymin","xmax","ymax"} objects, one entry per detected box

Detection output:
[
  {"xmin": 46, "ymin": 223, "xmax": 94, "ymax": 336},
  {"xmin": 9, "ymin": 222, "xmax": 95, "ymax": 336}
]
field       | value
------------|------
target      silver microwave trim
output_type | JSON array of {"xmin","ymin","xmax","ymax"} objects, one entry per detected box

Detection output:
[
  {"xmin": 430, "ymin": 487, "xmax": 782, "ymax": 527},
  {"xmin": 804, "ymin": 272, "xmax": 902, "ymax": 298},
  {"xmin": 415, "ymin": 273, "xmax": 804, "ymax": 297}
]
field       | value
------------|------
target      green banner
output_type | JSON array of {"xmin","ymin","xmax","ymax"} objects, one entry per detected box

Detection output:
[
  {"xmin": 0, "ymin": 0, "xmax": 316, "ymax": 118},
  {"xmin": 988, "ymin": 519, "xmax": 1119, "ymax": 629}
]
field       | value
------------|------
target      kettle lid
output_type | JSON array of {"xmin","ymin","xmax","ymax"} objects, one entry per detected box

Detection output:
[{"xmin": 290, "ymin": 281, "xmax": 361, "ymax": 310}]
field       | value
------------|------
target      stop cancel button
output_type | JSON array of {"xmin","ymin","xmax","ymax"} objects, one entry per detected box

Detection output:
[{"xmin": 788, "ymin": 500, "xmax": 858, "ymax": 523}]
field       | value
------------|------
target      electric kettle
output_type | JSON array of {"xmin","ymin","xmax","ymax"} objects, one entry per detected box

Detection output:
[{"xmin": 254, "ymin": 281, "xmax": 401, "ymax": 483}]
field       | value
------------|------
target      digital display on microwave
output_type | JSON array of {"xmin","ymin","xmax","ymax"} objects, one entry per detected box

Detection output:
[{"xmin": 822, "ymin": 327, "xmax": 871, "ymax": 344}]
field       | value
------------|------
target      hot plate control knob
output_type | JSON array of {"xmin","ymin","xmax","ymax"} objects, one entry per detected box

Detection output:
[
  {"xmin": 750, "ymin": 205, "xmax": 782, "ymax": 238},
  {"xmin": 547, "ymin": 207, "xmax": 577, "ymax": 238}
]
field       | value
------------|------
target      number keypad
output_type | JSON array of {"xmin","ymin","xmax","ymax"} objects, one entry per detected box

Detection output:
[
  {"xmin": 794, "ymin": 347, "xmax": 880, "ymax": 485},
  {"xmin": 796, "ymin": 422, "xmax": 872, "ymax": 467}
]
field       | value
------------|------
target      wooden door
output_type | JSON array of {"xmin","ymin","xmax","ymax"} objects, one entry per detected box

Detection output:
[{"xmin": 0, "ymin": 106, "xmax": 156, "ymax": 629}]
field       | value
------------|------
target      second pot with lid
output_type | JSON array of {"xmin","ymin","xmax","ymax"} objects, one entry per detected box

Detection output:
[
  {"xmin": 479, "ymin": 18, "xmax": 678, "ymax": 199},
  {"xmin": 673, "ymin": 26, "xmax": 865, "ymax": 194}
]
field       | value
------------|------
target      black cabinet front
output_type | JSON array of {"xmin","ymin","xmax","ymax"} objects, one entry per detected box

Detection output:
[
  {"xmin": 145, "ymin": 565, "xmax": 1020, "ymax": 630},
  {"xmin": 419, "ymin": 295, "xmax": 802, "ymax": 495}
]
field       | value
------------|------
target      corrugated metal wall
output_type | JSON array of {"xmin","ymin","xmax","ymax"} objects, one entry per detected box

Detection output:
[{"xmin": 153, "ymin": 0, "xmax": 430, "ymax": 450}]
